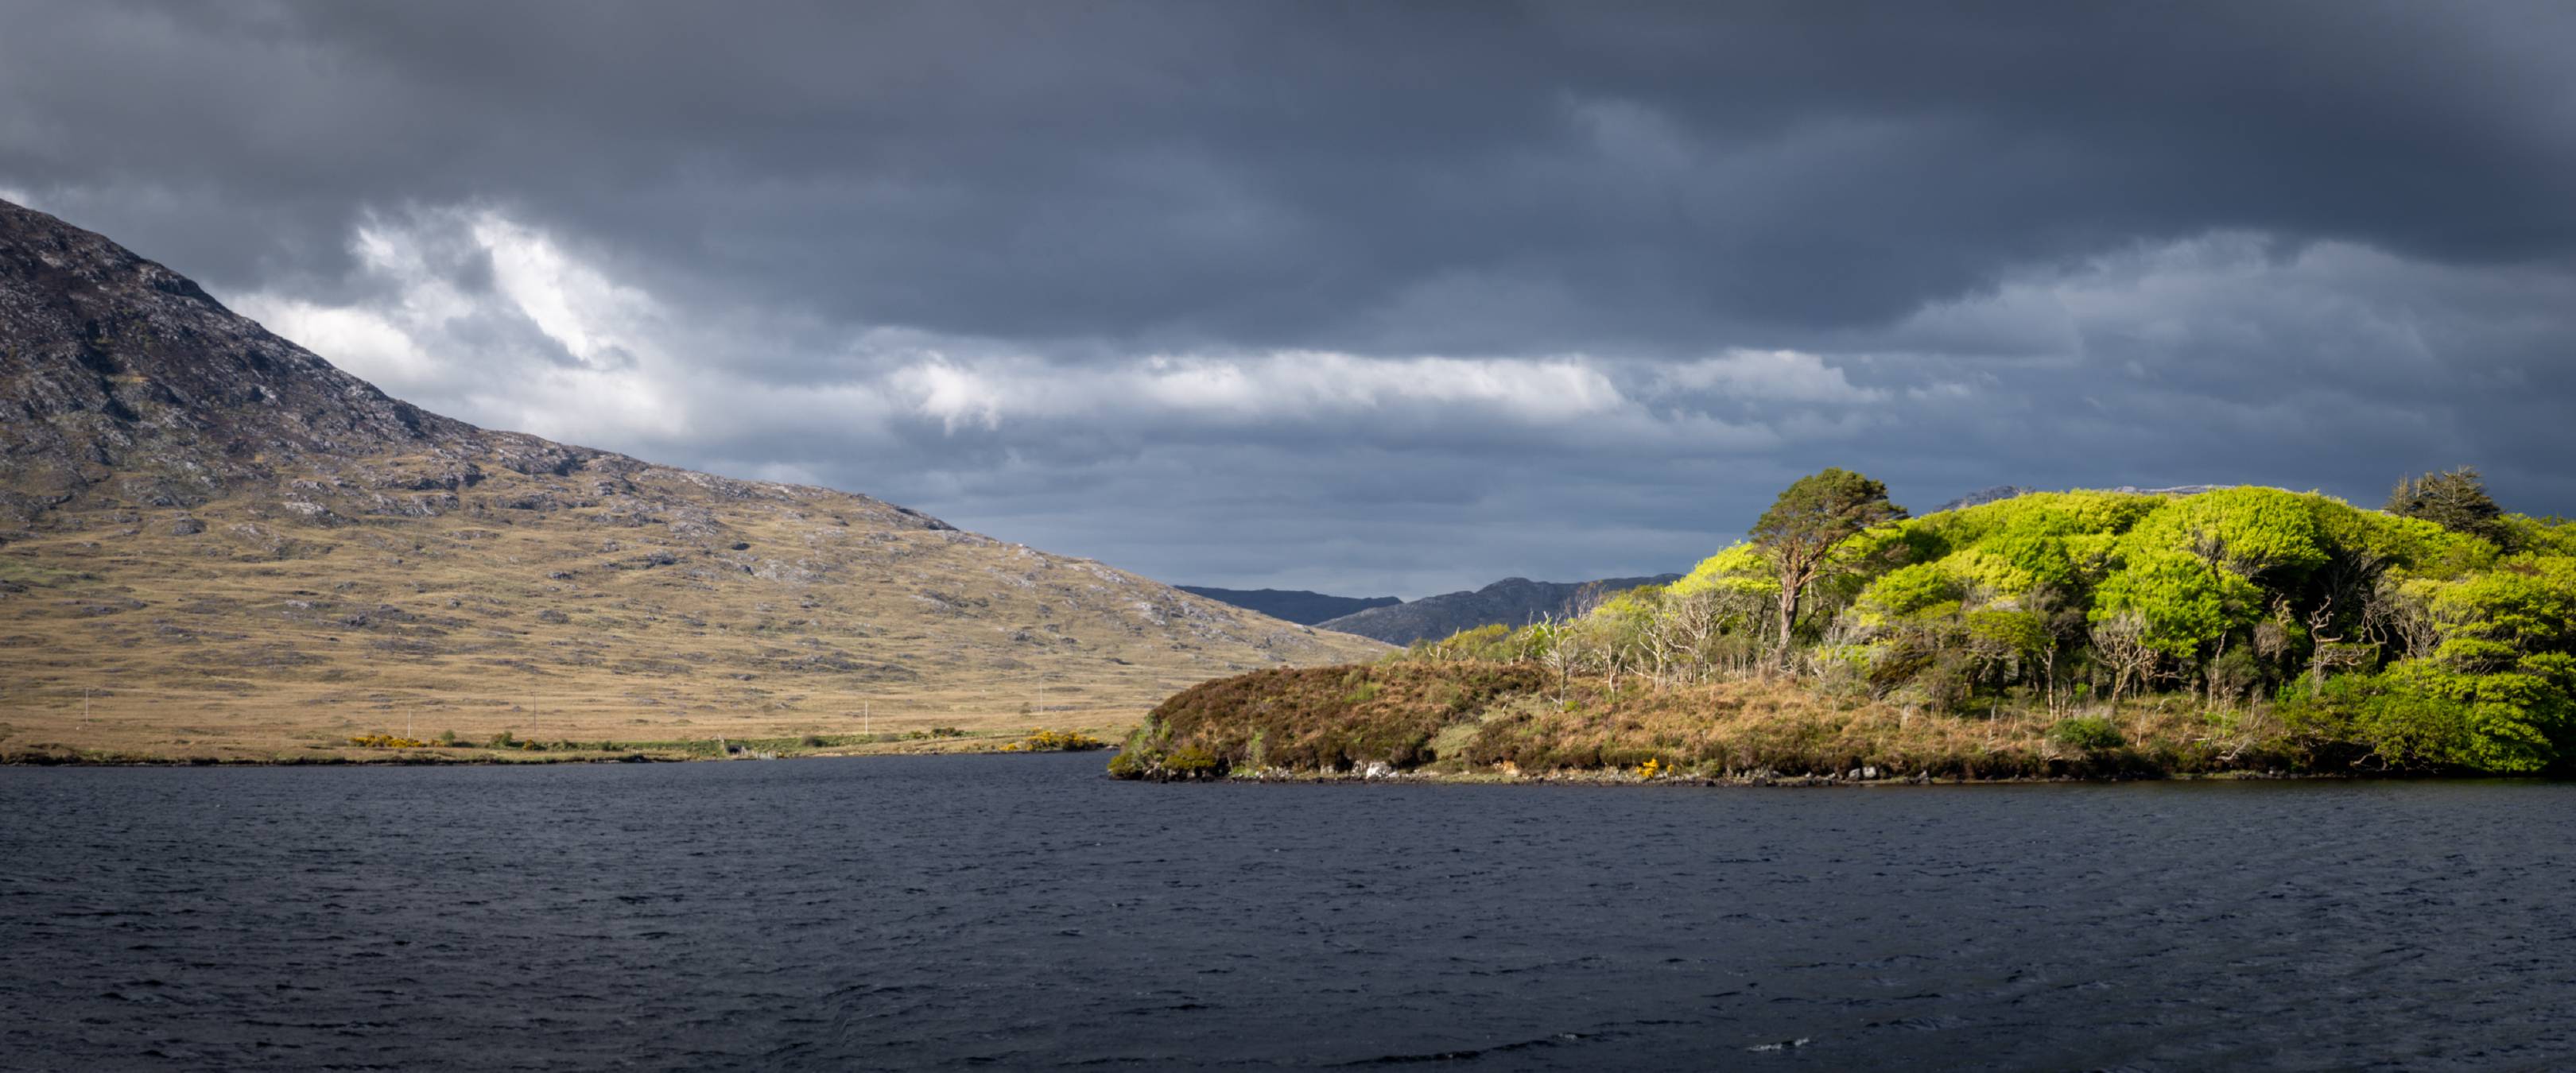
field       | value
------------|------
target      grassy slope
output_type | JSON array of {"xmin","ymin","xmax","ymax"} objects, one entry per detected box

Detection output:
[
  {"xmin": 0, "ymin": 197, "xmax": 1391, "ymax": 763},
  {"xmin": 0, "ymin": 456, "xmax": 1387, "ymax": 763},
  {"xmin": 1118, "ymin": 661, "xmax": 2316, "ymax": 781}
]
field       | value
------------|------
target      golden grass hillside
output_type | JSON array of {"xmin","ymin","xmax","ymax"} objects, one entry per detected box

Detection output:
[
  {"xmin": 0, "ymin": 197, "xmax": 1387, "ymax": 761},
  {"xmin": 0, "ymin": 457, "xmax": 1387, "ymax": 761}
]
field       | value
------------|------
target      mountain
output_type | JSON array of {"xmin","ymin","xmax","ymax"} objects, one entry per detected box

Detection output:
[
  {"xmin": 0, "ymin": 199, "xmax": 1385, "ymax": 760},
  {"xmin": 1933, "ymin": 486, "xmax": 2037, "ymax": 513},
  {"xmin": 2110, "ymin": 484, "xmax": 2235, "ymax": 498},
  {"xmin": 1174, "ymin": 586, "xmax": 1399, "ymax": 626},
  {"xmin": 1933, "ymin": 484, "xmax": 2241, "ymax": 513},
  {"xmin": 1314, "ymin": 575, "xmax": 1682, "ymax": 646}
]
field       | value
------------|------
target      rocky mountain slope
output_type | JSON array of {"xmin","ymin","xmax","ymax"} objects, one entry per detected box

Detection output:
[
  {"xmin": 1315, "ymin": 575, "xmax": 1681, "ymax": 646},
  {"xmin": 1933, "ymin": 484, "xmax": 2240, "ymax": 513},
  {"xmin": 1174, "ymin": 586, "xmax": 1399, "ymax": 626},
  {"xmin": 0, "ymin": 199, "xmax": 1385, "ymax": 760},
  {"xmin": 1932, "ymin": 486, "xmax": 2038, "ymax": 513}
]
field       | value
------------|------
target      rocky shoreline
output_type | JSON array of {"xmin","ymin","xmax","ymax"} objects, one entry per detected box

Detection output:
[{"xmin": 1124, "ymin": 758, "xmax": 2360, "ymax": 787}]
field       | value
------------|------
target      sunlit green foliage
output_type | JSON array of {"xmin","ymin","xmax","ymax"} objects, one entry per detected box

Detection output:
[
  {"xmin": 2091, "ymin": 550, "xmax": 2263, "ymax": 656},
  {"xmin": 2116, "ymin": 486, "xmax": 2331, "ymax": 579},
  {"xmin": 2500, "ymin": 514, "xmax": 2576, "ymax": 558},
  {"xmin": 2309, "ymin": 498, "xmax": 2495, "ymax": 579},
  {"xmin": 1953, "ymin": 533, "xmax": 2075, "ymax": 595},
  {"xmin": 1669, "ymin": 542, "xmax": 1778, "ymax": 600},
  {"xmin": 1907, "ymin": 489, "xmax": 2163, "ymax": 554},
  {"xmin": 2430, "ymin": 555, "xmax": 2576, "ymax": 664},
  {"xmin": 1002, "ymin": 728, "xmax": 1111, "ymax": 752},
  {"xmin": 1855, "ymin": 563, "xmax": 1959, "ymax": 624},
  {"xmin": 2283, "ymin": 654, "xmax": 2573, "ymax": 773},
  {"xmin": 1350, "ymin": 476, "xmax": 2576, "ymax": 777},
  {"xmin": 1963, "ymin": 608, "xmax": 2049, "ymax": 660}
]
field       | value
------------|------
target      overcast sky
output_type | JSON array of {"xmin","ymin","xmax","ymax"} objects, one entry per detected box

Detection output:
[{"xmin": 6, "ymin": 2, "xmax": 2573, "ymax": 597}]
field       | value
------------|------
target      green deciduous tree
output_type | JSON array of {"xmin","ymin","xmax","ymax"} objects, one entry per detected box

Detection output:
[
  {"xmin": 2097, "ymin": 550, "xmax": 2262, "ymax": 646},
  {"xmin": 2120, "ymin": 486, "xmax": 2330, "ymax": 580},
  {"xmin": 1854, "ymin": 563, "xmax": 1960, "ymax": 624}
]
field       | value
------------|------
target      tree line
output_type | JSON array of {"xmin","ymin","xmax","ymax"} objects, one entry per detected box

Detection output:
[{"xmin": 1396, "ymin": 467, "xmax": 2576, "ymax": 773}]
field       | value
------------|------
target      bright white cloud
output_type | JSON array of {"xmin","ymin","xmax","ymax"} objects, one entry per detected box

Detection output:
[
  {"xmin": 216, "ymin": 205, "xmax": 1917, "ymax": 496},
  {"xmin": 894, "ymin": 351, "xmax": 1629, "ymax": 432},
  {"xmin": 230, "ymin": 296, "xmax": 435, "ymax": 387},
  {"xmin": 467, "ymin": 212, "xmax": 655, "ymax": 368},
  {"xmin": 191, "ymin": 207, "xmax": 2576, "ymax": 597},
  {"xmin": 233, "ymin": 205, "xmax": 696, "ymax": 448},
  {"xmin": 898, "ymin": 359, "xmax": 1006, "ymax": 432},
  {"xmin": 201, "ymin": 202, "xmax": 2085, "ymax": 593}
]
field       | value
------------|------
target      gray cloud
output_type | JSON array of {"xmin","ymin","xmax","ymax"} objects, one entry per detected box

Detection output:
[{"xmin": 3, "ymin": 1, "xmax": 2572, "ymax": 595}]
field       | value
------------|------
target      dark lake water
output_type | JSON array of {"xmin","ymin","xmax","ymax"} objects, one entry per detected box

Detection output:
[{"xmin": 4, "ymin": 755, "xmax": 2572, "ymax": 1071}]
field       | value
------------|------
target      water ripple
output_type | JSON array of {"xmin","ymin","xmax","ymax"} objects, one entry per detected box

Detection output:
[{"xmin": 2, "ymin": 758, "xmax": 2571, "ymax": 1070}]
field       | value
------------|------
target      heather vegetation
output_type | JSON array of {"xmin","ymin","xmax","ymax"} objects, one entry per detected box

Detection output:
[{"xmin": 1113, "ymin": 467, "xmax": 2576, "ymax": 782}]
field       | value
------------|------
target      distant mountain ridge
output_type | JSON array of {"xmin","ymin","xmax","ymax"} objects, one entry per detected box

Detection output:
[
  {"xmin": 1933, "ymin": 484, "xmax": 2240, "ymax": 513},
  {"xmin": 1315, "ymin": 575, "xmax": 1682, "ymax": 646},
  {"xmin": 1177, "ymin": 587, "xmax": 1399, "ymax": 626},
  {"xmin": 1933, "ymin": 486, "xmax": 2039, "ymax": 513}
]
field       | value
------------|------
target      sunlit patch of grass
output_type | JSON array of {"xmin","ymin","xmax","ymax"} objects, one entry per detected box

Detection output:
[
  {"xmin": 0, "ymin": 483, "xmax": 1387, "ymax": 761},
  {"xmin": 999, "ymin": 728, "xmax": 1110, "ymax": 752},
  {"xmin": 346, "ymin": 734, "xmax": 435, "ymax": 748}
]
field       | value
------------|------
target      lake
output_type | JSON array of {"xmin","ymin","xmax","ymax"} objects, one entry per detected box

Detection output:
[{"xmin": 3, "ymin": 754, "xmax": 2570, "ymax": 1070}]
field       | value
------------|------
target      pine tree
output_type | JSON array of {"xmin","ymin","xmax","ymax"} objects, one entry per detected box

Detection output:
[
  {"xmin": 2387, "ymin": 467, "xmax": 2508, "ymax": 547},
  {"xmin": 1751, "ymin": 468, "xmax": 1905, "ymax": 660}
]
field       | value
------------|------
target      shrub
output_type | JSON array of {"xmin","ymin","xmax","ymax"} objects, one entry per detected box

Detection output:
[
  {"xmin": 2048, "ymin": 717, "xmax": 2125, "ymax": 751},
  {"xmin": 1006, "ymin": 728, "xmax": 1109, "ymax": 752},
  {"xmin": 1855, "ymin": 564, "xmax": 1961, "ymax": 623},
  {"xmin": 1402, "ymin": 623, "xmax": 1523, "ymax": 664},
  {"xmin": 1164, "ymin": 746, "xmax": 1224, "ymax": 779},
  {"xmin": 2207, "ymin": 645, "xmax": 2262, "ymax": 701}
]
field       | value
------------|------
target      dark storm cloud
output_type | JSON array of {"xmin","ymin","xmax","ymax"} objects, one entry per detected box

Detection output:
[
  {"xmin": 2, "ymin": 1, "xmax": 2571, "ymax": 593},
  {"xmin": 13, "ymin": 1, "xmax": 2576, "ymax": 347}
]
